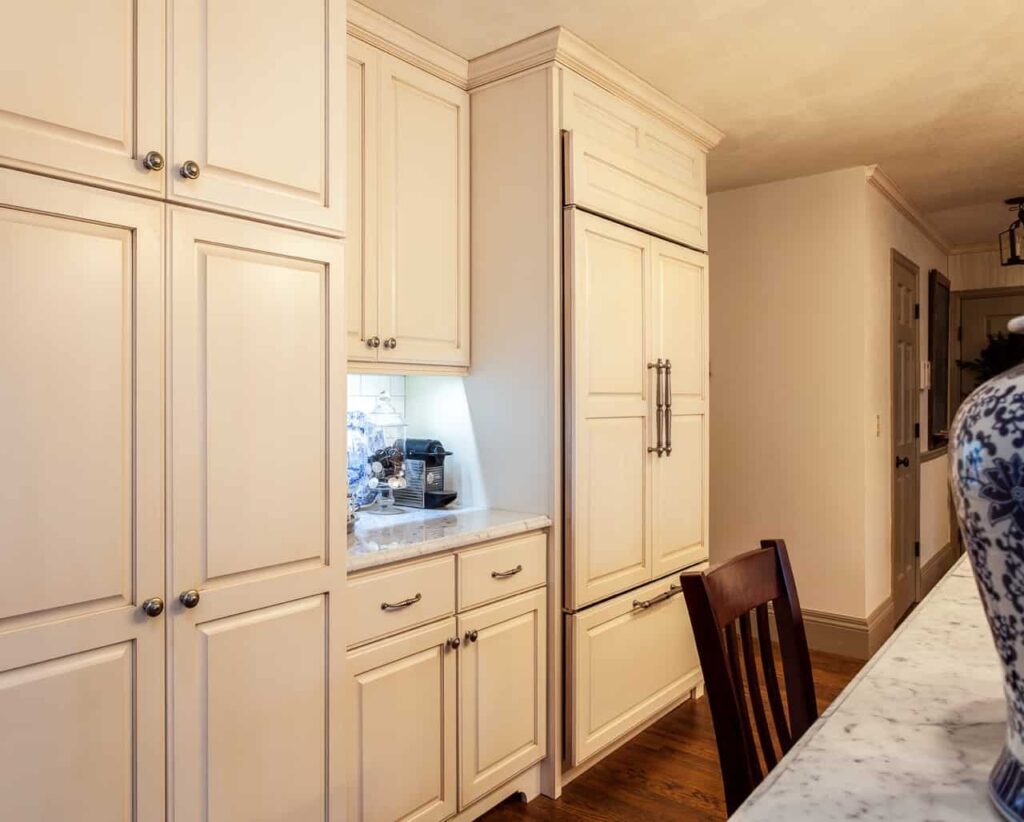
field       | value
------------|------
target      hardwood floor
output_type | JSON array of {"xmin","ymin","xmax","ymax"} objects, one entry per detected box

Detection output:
[{"xmin": 484, "ymin": 650, "xmax": 863, "ymax": 821}]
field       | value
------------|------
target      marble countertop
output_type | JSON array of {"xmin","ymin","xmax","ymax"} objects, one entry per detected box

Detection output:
[
  {"xmin": 347, "ymin": 506, "xmax": 551, "ymax": 572},
  {"xmin": 734, "ymin": 555, "xmax": 1005, "ymax": 821}
]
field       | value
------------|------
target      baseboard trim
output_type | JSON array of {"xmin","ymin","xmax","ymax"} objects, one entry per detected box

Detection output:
[
  {"xmin": 765, "ymin": 598, "xmax": 894, "ymax": 660},
  {"xmin": 921, "ymin": 541, "xmax": 956, "ymax": 597}
]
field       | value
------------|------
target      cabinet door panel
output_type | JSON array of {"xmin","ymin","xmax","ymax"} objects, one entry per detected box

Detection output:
[
  {"xmin": 0, "ymin": 171, "xmax": 164, "ymax": 820},
  {"xmin": 567, "ymin": 210, "xmax": 652, "ymax": 608},
  {"xmin": 458, "ymin": 589, "xmax": 546, "ymax": 806},
  {"xmin": 346, "ymin": 37, "xmax": 380, "ymax": 360},
  {"xmin": 378, "ymin": 54, "xmax": 469, "ymax": 366},
  {"xmin": 170, "ymin": 0, "xmax": 345, "ymax": 232},
  {"xmin": 0, "ymin": 0, "xmax": 164, "ymax": 193},
  {"xmin": 169, "ymin": 208, "xmax": 346, "ymax": 821},
  {"xmin": 347, "ymin": 619, "xmax": 457, "ymax": 822},
  {"xmin": 651, "ymin": 239, "xmax": 708, "ymax": 577}
]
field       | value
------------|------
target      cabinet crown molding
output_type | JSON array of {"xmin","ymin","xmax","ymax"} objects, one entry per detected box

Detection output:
[
  {"xmin": 468, "ymin": 26, "xmax": 725, "ymax": 152},
  {"xmin": 348, "ymin": 0, "xmax": 469, "ymax": 87}
]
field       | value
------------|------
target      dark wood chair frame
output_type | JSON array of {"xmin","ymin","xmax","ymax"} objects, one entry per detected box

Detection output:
[{"xmin": 680, "ymin": 539, "xmax": 818, "ymax": 815}]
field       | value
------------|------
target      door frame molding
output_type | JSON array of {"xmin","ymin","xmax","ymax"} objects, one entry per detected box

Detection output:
[{"xmin": 890, "ymin": 249, "xmax": 921, "ymax": 613}]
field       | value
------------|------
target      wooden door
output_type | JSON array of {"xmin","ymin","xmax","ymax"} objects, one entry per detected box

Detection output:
[
  {"xmin": 891, "ymin": 251, "xmax": 920, "ymax": 622},
  {"xmin": 346, "ymin": 36, "xmax": 380, "ymax": 361},
  {"xmin": 650, "ymin": 238, "xmax": 709, "ymax": 578},
  {"xmin": 378, "ymin": 54, "xmax": 469, "ymax": 367},
  {"xmin": 458, "ymin": 589, "xmax": 546, "ymax": 807},
  {"xmin": 566, "ymin": 209, "xmax": 653, "ymax": 608},
  {"xmin": 957, "ymin": 291, "xmax": 1024, "ymax": 402},
  {"xmin": 0, "ymin": 0, "xmax": 164, "ymax": 194},
  {"xmin": 0, "ymin": 171, "xmax": 164, "ymax": 820},
  {"xmin": 170, "ymin": 0, "xmax": 346, "ymax": 233},
  {"xmin": 346, "ymin": 619, "xmax": 458, "ymax": 822},
  {"xmin": 168, "ymin": 208, "xmax": 346, "ymax": 821}
]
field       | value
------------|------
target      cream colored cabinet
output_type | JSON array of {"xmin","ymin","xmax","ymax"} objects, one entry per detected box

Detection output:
[
  {"xmin": 565, "ymin": 210, "xmax": 708, "ymax": 610},
  {"xmin": 458, "ymin": 589, "xmax": 547, "ymax": 807},
  {"xmin": 0, "ymin": 171, "xmax": 165, "ymax": 821},
  {"xmin": 568, "ymin": 575, "xmax": 701, "ymax": 765},
  {"xmin": 346, "ymin": 36, "xmax": 470, "ymax": 369},
  {"xmin": 0, "ymin": 0, "xmax": 165, "ymax": 195},
  {"xmin": 346, "ymin": 619, "xmax": 458, "ymax": 822},
  {"xmin": 170, "ymin": 0, "xmax": 346, "ymax": 233},
  {"xmin": 168, "ymin": 207, "xmax": 347, "ymax": 821}
]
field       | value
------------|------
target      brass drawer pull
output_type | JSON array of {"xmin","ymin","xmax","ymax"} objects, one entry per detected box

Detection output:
[
  {"xmin": 633, "ymin": 584, "xmax": 682, "ymax": 611},
  {"xmin": 380, "ymin": 593, "xmax": 422, "ymax": 611},
  {"xmin": 491, "ymin": 564, "xmax": 523, "ymax": 579}
]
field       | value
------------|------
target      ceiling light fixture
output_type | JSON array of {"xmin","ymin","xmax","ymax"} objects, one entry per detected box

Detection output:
[{"xmin": 1001, "ymin": 197, "xmax": 1024, "ymax": 267}]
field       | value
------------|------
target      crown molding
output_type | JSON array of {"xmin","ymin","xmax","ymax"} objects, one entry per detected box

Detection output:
[
  {"xmin": 347, "ymin": 1, "xmax": 469, "ymax": 88},
  {"xmin": 949, "ymin": 241, "xmax": 1001, "ymax": 256},
  {"xmin": 468, "ymin": 27, "xmax": 724, "ymax": 151},
  {"xmin": 865, "ymin": 165, "xmax": 951, "ymax": 255}
]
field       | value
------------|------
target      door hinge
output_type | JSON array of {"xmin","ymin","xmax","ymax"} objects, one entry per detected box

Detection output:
[
  {"xmin": 914, "ymin": 303, "xmax": 920, "ymax": 320},
  {"xmin": 914, "ymin": 541, "xmax": 920, "ymax": 558},
  {"xmin": 914, "ymin": 422, "xmax": 920, "ymax": 439}
]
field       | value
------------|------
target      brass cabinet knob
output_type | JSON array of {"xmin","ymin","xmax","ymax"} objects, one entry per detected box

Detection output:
[
  {"xmin": 465, "ymin": 630, "xmax": 479, "ymax": 643},
  {"xmin": 142, "ymin": 150, "xmax": 165, "ymax": 171},
  {"xmin": 383, "ymin": 337, "xmax": 397, "ymax": 349},
  {"xmin": 141, "ymin": 597, "xmax": 164, "ymax": 618},
  {"xmin": 179, "ymin": 589, "xmax": 201, "ymax": 609},
  {"xmin": 367, "ymin": 336, "xmax": 381, "ymax": 349},
  {"xmin": 180, "ymin": 160, "xmax": 201, "ymax": 179}
]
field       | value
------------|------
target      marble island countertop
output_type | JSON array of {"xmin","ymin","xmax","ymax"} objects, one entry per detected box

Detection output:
[
  {"xmin": 735, "ymin": 555, "xmax": 1005, "ymax": 821},
  {"xmin": 347, "ymin": 506, "xmax": 551, "ymax": 572}
]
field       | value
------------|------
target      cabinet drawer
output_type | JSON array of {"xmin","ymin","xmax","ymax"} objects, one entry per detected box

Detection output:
[
  {"xmin": 458, "ymin": 531, "xmax": 547, "ymax": 610},
  {"xmin": 346, "ymin": 555, "xmax": 455, "ymax": 648},
  {"xmin": 568, "ymin": 573, "xmax": 701, "ymax": 765}
]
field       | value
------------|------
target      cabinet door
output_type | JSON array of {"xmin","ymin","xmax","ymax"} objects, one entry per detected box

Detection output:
[
  {"xmin": 346, "ymin": 36, "xmax": 380, "ymax": 361},
  {"xmin": 0, "ymin": 171, "xmax": 164, "ymax": 820},
  {"xmin": 458, "ymin": 588, "xmax": 546, "ymax": 807},
  {"xmin": 651, "ymin": 239, "xmax": 709, "ymax": 577},
  {"xmin": 346, "ymin": 619, "xmax": 458, "ymax": 822},
  {"xmin": 170, "ymin": 0, "xmax": 346, "ymax": 233},
  {"xmin": 168, "ymin": 208, "xmax": 347, "ymax": 822},
  {"xmin": 568, "ymin": 576, "xmax": 701, "ymax": 765},
  {"xmin": 566, "ymin": 209, "xmax": 653, "ymax": 608},
  {"xmin": 0, "ymin": 0, "xmax": 164, "ymax": 194},
  {"xmin": 378, "ymin": 54, "xmax": 469, "ymax": 367}
]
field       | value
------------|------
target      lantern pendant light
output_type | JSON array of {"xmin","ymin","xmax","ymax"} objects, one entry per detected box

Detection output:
[{"xmin": 1001, "ymin": 197, "xmax": 1024, "ymax": 267}]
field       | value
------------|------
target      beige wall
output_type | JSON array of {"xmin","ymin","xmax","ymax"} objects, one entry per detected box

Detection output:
[
  {"xmin": 709, "ymin": 167, "xmax": 869, "ymax": 617},
  {"xmin": 948, "ymin": 248, "xmax": 1022, "ymax": 291},
  {"xmin": 711, "ymin": 167, "xmax": 951, "ymax": 620}
]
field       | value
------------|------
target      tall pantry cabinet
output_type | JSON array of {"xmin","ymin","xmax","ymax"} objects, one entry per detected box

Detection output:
[
  {"xmin": 0, "ymin": 2, "xmax": 347, "ymax": 820},
  {"xmin": 467, "ymin": 30, "xmax": 722, "ymax": 783}
]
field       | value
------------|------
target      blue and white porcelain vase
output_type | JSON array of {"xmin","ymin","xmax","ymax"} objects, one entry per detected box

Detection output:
[{"xmin": 951, "ymin": 356, "xmax": 1024, "ymax": 821}]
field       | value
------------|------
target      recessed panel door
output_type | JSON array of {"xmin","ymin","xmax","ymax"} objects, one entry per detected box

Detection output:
[
  {"xmin": 170, "ymin": 0, "xmax": 345, "ymax": 232},
  {"xmin": 169, "ymin": 207, "xmax": 346, "ymax": 821},
  {"xmin": 651, "ymin": 238, "xmax": 709, "ymax": 578},
  {"xmin": 0, "ymin": 0, "xmax": 164, "ymax": 193},
  {"xmin": 0, "ymin": 171, "xmax": 164, "ymax": 820},
  {"xmin": 566, "ymin": 209, "xmax": 653, "ymax": 608}
]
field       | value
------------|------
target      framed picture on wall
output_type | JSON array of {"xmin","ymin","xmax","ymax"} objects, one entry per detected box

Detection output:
[{"xmin": 928, "ymin": 268, "xmax": 951, "ymax": 450}]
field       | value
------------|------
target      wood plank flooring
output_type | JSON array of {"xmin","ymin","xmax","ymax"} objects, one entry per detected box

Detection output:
[{"xmin": 484, "ymin": 650, "xmax": 863, "ymax": 821}]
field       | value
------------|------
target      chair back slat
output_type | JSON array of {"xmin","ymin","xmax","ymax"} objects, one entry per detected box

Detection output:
[
  {"xmin": 680, "ymin": 539, "xmax": 818, "ymax": 815},
  {"xmin": 738, "ymin": 612, "xmax": 777, "ymax": 771}
]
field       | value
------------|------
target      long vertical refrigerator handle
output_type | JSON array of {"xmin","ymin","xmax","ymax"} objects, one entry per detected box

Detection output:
[
  {"xmin": 664, "ymin": 359, "xmax": 673, "ymax": 456},
  {"xmin": 647, "ymin": 360, "xmax": 664, "ymax": 456}
]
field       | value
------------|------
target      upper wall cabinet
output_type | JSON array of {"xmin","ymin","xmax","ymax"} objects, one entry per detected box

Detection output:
[
  {"xmin": 347, "ymin": 37, "xmax": 470, "ymax": 370},
  {"xmin": 170, "ymin": 0, "xmax": 346, "ymax": 234},
  {"xmin": 0, "ymin": 0, "xmax": 165, "ymax": 195},
  {"xmin": 562, "ymin": 70, "xmax": 708, "ymax": 251}
]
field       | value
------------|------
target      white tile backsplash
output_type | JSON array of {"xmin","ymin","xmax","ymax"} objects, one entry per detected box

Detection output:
[{"xmin": 348, "ymin": 373, "xmax": 406, "ymax": 417}]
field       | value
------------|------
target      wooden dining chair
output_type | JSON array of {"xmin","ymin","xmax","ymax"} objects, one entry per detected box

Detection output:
[{"xmin": 679, "ymin": 539, "xmax": 817, "ymax": 815}]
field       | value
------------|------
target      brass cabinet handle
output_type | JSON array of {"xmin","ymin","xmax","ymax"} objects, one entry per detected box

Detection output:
[
  {"xmin": 465, "ymin": 630, "xmax": 479, "ymax": 643},
  {"xmin": 647, "ymin": 360, "xmax": 665, "ymax": 456},
  {"xmin": 180, "ymin": 160, "xmax": 200, "ymax": 179},
  {"xmin": 632, "ymin": 584, "xmax": 682, "ymax": 611},
  {"xmin": 383, "ymin": 337, "xmax": 397, "ymax": 349},
  {"xmin": 491, "ymin": 564, "xmax": 523, "ymax": 579},
  {"xmin": 446, "ymin": 636, "xmax": 461, "ymax": 651},
  {"xmin": 366, "ymin": 336, "xmax": 381, "ymax": 349},
  {"xmin": 142, "ymin": 150, "xmax": 165, "ymax": 171},
  {"xmin": 141, "ymin": 597, "xmax": 164, "ymax": 618},
  {"xmin": 381, "ymin": 592, "xmax": 421, "ymax": 611},
  {"xmin": 664, "ymin": 359, "xmax": 673, "ymax": 456},
  {"xmin": 179, "ymin": 589, "xmax": 200, "ymax": 609}
]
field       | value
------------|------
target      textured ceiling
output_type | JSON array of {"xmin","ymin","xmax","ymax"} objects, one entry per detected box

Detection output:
[{"xmin": 359, "ymin": 0, "xmax": 1024, "ymax": 246}]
